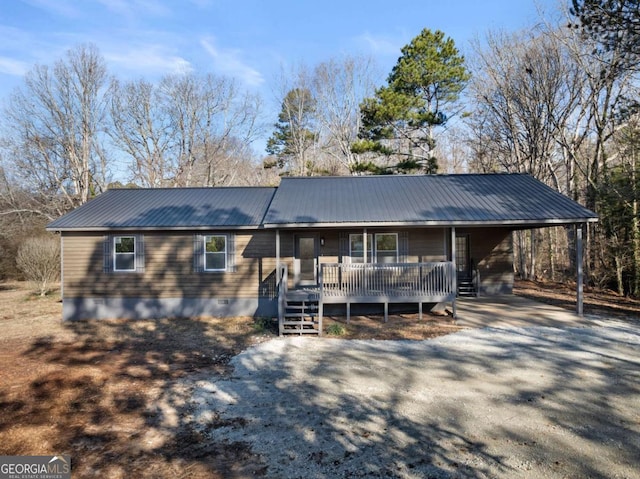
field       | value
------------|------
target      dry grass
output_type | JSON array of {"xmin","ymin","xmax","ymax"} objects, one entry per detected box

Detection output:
[
  {"xmin": 2, "ymin": 279, "xmax": 632, "ymax": 477},
  {"xmin": 322, "ymin": 313, "xmax": 463, "ymax": 339},
  {"xmin": 0, "ymin": 281, "xmax": 462, "ymax": 478},
  {"xmin": 514, "ymin": 279, "xmax": 640, "ymax": 320},
  {"xmin": 0, "ymin": 282, "xmax": 271, "ymax": 478}
]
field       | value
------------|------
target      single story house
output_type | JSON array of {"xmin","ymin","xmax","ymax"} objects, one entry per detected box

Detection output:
[{"xmin": 47, "ymin": 174, "xmax": 597, "ymax": 333}]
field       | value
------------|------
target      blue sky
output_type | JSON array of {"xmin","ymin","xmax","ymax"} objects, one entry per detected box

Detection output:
[{"xmin": 1, "ymin": 0, "xmax": 561, "ymax": 96}]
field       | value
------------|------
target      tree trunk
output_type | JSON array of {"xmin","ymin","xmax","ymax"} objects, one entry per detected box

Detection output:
[{"xmin": 632, "ymin": 197, "xmax": 640, "ymax": 297}]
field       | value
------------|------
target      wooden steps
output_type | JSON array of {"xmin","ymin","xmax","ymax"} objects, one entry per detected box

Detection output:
[
  {"xmin": 457, "ymin": 276, "xmax": 478, "ymax": 297},
  {"xmin": 279, "ymin": 292, "xmax": 321, "ymax": 336}
]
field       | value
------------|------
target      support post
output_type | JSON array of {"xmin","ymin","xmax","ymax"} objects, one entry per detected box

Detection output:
[
  {"xmin": 451, "ymin": 227, "xmax": 457, "ymax": 319},
  {"xmin": 59, "ymin": 234, "xmax": 64, "ymax": 300},
  {"xmin": 363, "ymin": 228, "xmax": 368, "ymax": 263},
  {"xmin": 318, "ymin": 265, "xmax": 323, "ymax": 335},
  {"xmin": 276, "ymin": 229, "xmax": 281, "ymax": 283},
  {"xmin": 576, "ymin": 224, "xmax": 584, "ymax": 317}
]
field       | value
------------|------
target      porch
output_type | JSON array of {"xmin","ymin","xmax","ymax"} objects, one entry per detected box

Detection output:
[{"xmin": 277, "ymin": 261, "xmax": 457, "ymax": 335}]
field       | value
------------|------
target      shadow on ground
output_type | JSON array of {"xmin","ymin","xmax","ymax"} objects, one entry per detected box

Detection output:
[
  {"xmin": 191, "ymin": 323, "xmax": 640, "ymax": 478},
  {"xmin": 0, "ymin": 316, "xmax": 272, "ymax": 478}
]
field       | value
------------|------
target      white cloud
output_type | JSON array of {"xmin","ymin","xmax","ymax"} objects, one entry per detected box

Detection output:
[
  {"xmin": 188, "ymin": 0, "xmax": 214, "ymax": 8},
  {"xmin": 22, "ymin": 0, "xmax": 81, "ymax": 18},
  {"xmin": 0, "ymin": 56, "xmax": 29, "ymax": 76},
  {"xmin": 95, "ymin": 0, "xmax": 171, "ymax": 20},
  {"xmin": 356, "ymin": 32, "xmax": 403, "ymax": 57},
  {"xmin": 200, "ymin": 36, "xmax": 264, "ymax": 87},
  {"xmin": 105, "ymin": 44, "xmax": 193, "ymax": 76}
]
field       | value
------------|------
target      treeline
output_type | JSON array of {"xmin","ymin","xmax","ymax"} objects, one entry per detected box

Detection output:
[{"xmin": 2, "ymin": 0, "xmax": 639, "ymax": 298}]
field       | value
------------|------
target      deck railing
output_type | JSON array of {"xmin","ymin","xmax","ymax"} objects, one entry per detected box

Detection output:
[{"xmin": 320, "ymin": 261, "xmax": 456, "ymax": 303}]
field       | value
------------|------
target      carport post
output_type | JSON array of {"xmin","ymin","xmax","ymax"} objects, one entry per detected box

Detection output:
[
  {"xmin": 451, "ymin": 227, "xmax": 457, "ymax": 319},
  {"xmin": 576, "ymin": 223, "xmax": 584, "ymax": 317}
]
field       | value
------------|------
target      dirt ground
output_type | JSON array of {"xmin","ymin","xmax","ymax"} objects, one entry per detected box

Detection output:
[
  {"xmin": 0, "ymin": 282, "xmax": 461, "ymax": 478},
  {"xmin": 0, "ymin": 280, "xmax": 637, "ymax": 478},
  {"xmin": 514, "ymin": 279, "xmax": 640, "ymax": 319}
]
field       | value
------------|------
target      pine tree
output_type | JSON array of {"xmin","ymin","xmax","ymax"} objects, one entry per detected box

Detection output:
[
  {"xmin": 352, "ymin": 29, "xmax": 469, "ymax": 174},
  {"xmin": 266, "ymin": 88, "xmax": 318, "ymax": 176}
]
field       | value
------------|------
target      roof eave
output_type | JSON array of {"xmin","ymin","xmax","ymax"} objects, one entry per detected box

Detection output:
[
  {"xmin": 46, "ymin": 225, "xmax": 264, "ymax": 232},
  {"xmin": 262, "ymin": 217, "xmax": 598, "ymax": 229}
]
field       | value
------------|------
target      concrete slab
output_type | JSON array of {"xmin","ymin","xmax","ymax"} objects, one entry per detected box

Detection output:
[{"xmin": 454, "ymin": 294, "xmax": 592, "ymax": 329}]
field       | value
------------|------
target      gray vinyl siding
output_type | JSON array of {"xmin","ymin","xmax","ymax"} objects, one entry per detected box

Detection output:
[
  {"xmin": 459, "ymin": 227, "xmax": 514, "ymax": 295},
  {"xmin": 62, "ymin": 230, "xmax": 278, "ymax": 300}
]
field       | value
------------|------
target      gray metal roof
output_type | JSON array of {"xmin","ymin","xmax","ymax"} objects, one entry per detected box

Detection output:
[
  {"xmin": 47, "ymin": 187, "xmax": 277, "ymax": 231},
  {"xmin": 47, "ymin": 174, "xmax": 597, "ymax": 231},
  {"xmin": 262, "ymin": 174, "xmax": 598, "ymax": 227}
]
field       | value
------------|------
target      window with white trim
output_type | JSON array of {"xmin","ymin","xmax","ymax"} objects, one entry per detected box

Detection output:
[
  {"xmin": 349, "ymin": 233, "xmax": 399, "ymax": 263},
  {"xmin": 349, "ymin": 233, "xmax": 373, "ymax": 263},
  {"xmin": 114, "ymin": 236, "xmax": 136, "ymax": 271},
  {"xmin": 375, "ymin": 233, "xmax": 398, "ymax": 263},
  {"xmin": 204, "ymin": 235, "xmax": 227, "ymax": 271}
]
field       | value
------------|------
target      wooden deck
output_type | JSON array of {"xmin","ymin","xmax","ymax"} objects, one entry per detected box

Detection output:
[
  {"xmin": 278, "ymin": 262, "xmax": 456, "ymax": 333},
  {"xmin": 320, "ymin": 262, "xmax": 455, "ymax": 304}
]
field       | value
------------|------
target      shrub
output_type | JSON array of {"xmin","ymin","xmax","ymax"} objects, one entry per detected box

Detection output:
[
  {"xmin": 16, "ymin": 235, "xmax": 60, "ymax": 296},
  {"xmin": 326, "ymin": 322, "xmax": 347, "ymax": 336},
  {"xmin": 252, "ymin": 317, "xmax": 274, "ymax": 333}
]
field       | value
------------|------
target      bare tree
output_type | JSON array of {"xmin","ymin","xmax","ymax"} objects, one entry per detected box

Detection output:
[
  {"xmin": 160, "ymin": 73, "xmax": 262, "ymax": 187},
  {"xmin": 266, "ymin": 57, "xmax": 378, "ymax": 176},
  {"xmin": 109, "ymin": 79, "xmax": 172, "ymax": 187},
  {"xmin": 109, "ymin": 73, "xmax": 263, "ymax": 187},
  {"xmin": 312, "ymin": 56, "xmax": 379, "ymax": 174},
  {"xmin": 468, "ymin": 29, "xmax": 578, "ymax": 187},
  {"xmin": 2, "ymin": 44, "xmax": 110, "ymax": 214},
  {"xmin": 16, "ymin": 235, "xmax": 60, "ymax": 296},
  {"xmin": 467, "ymin": 28, "xmax": 590, "ymax": 280}
]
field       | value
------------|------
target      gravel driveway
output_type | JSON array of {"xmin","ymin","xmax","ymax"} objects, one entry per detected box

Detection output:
[{"xmin": 191, "ymin": 321, "xmax": 640, "ymax": 478}]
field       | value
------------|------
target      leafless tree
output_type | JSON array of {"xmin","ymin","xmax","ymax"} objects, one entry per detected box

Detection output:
[
  {"xmin": 159, "ymin": 73, "xmax": 262, "ymax": 186},
  {"xmin": 312, "ymin": 56, "xmax": 379, "ymax": 173},
  {"xmin": 109, "ymin": 79, "xmax": 172, "ymax": 187},
  {"xmin": 16, "ymin": 235, "xmax": 60, "ymax": 296},
  {"xmin": 2, "ymin": 44, "xmax": 110, "ymax": 214},
  {"xmin": 267, "ymin": 56, "xmax": 378, "ymax": 176},
  {"xmin": 467, "ymin": 29, "xmax": 580, "ymax": 188},
  {"xmin": 109, "ymin": 73, "xmax": 263, "ymax": 187}
]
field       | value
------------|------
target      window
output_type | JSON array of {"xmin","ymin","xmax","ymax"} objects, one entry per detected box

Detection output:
[
  {"xmin": 114, "ymin": 236, "xmax": 136, "ymax": 271},
  {"xmin": 349, "ymin": 234, "xmax": 373, "ymax": 263},
  {"xmin": 194, "ymin": 234, "xmax": 235, "ymax": 273},
  {"xmin": 204, "ymin": 235, "xmax": 227, "ymax": 271},
  {"xmin": 375, "ymin": 233, "xmax": 398, "ymax": 263},
  {"xmin": 349, "ymin": 233, "xmax": 399, "ymax": 263}
]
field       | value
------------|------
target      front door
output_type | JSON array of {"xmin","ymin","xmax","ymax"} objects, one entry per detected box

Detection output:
[
  {"xmin": 295, "ymin": 235, "xmax": 318, "ymax": 285},
  {"xmin": 455, "ymin": 234, "xmax": 471, "ymax": 279}
]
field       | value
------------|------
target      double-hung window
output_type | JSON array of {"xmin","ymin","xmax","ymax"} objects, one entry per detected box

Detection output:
[
  {"xmin": 104, "ymin": 234, "xmax": 144, "ymax": 273},
  {"xmin": 114, "ymin": 236, "xmax": 136, "ymax": 271},
  {"xmin": 349, "ymin": 233, "xmax": 373, "ymax": 263},
  {"xmin": 194, "ymin": 233, "xmax": 235, "ymax": 273},
  {"xmin": 375, "ymin": 233, "xmax": 398, "ymax": 263},
  {"xmin": 204, "ymin": 235, "xmax": 227, "ymax": 271},
  {"xmin": 349, "ymin": 233, "xmax": 398, "ymax": 263}
]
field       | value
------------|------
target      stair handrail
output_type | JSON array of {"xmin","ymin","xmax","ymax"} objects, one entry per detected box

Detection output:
[
  {"xmin": 277, "ymin": 263, "xmax": 288, "ymax": 334},
  {"xmin": 469, "ymin": 258, "xmax": 480, "ymax": 298}
]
